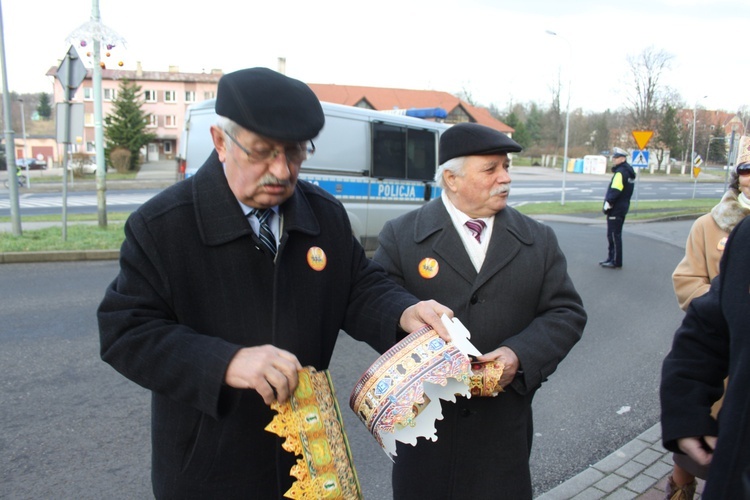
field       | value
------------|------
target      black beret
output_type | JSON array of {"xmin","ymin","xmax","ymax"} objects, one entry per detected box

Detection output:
[
  {"xmin": 439, "ymin": 122, "xmax": 522, "ymax": 165},
  {"xmin": 215, "ymin": 67, "xmax": 324, "ymax": 142}
]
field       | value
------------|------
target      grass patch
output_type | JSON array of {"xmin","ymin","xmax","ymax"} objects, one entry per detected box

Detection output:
[
  {"xmin": 0, "ymin": 223, "xmax": 126, "ymax": 252},
  {"xmin": 27, "ymin": 172, "xmax": 139, "ymax": 183},
  {"xmin": 515, "ymin": 198, "xmax": 719, "ymax": 220},
  {"xmin": 0, "ymin": 212, "xmax": 133, "ymax": 224}
]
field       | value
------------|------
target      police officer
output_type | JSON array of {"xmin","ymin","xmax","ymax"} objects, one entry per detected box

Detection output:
[{"xmin": 600, "ymin": 147, "xmax": 636, "ymax": 269}]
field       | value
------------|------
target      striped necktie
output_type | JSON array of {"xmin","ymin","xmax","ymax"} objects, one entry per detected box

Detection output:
[
  {"xmin": 465, "ymin": 219, "xmax": 486, "ymax": 243},
  {"xmin": 249, "ymin": 209, "xmax": 277, "ymax": 257}
]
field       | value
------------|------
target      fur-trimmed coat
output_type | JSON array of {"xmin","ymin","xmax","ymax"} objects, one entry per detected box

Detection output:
[{"xmin": 672, "ymin": 189, "xmax": 750, "ymax": 311}]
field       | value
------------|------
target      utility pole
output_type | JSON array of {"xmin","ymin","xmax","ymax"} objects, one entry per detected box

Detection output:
[{"xmin": 0, "ymin": 0, "xmax": 21, "ymax": 235}]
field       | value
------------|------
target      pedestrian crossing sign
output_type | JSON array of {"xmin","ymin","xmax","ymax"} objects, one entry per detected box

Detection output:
[{"xmin": 631, "ymin": 149, "xmax": 649, "ymax": 168}]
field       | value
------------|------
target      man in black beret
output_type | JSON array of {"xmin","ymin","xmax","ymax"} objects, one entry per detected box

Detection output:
[
  {"xmin": 373, "ymin": 122, "xmax": 586, "ymax": 500},
  {"xmin": 97, "ymin": 67, "xmax": 452, "ymax": 499}
]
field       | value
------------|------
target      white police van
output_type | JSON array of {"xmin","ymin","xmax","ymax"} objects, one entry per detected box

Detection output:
[{"xmin": 179, "ymin": 99, "xmax": 450, "ymax": 251}]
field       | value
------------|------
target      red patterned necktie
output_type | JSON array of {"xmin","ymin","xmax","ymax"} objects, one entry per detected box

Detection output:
[{"xmin": 465, "ymin": 219, "xmax": 486, "ymax": 243}]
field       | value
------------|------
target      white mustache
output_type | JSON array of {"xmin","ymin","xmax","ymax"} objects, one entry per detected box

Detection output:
[{"xmin": 491, "ymin": 185, "xmax": 511, "ymax": 196}]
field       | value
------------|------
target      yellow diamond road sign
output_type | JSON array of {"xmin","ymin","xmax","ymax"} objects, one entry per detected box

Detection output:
[{"xmin": 632, "ymin": 130, "xmax": 654, "ymax": 150}]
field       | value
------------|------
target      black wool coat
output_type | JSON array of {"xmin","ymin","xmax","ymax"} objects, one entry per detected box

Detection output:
[
  {"xmin": 373, "ymin": 199, "xmax": 586, "ymax": 500},
  {"xmin": 661, "ymin": 217, "xmax": 750, "ymax": 499},
  {"xmin": 98, "ymin": 152, "xmax": 418, "ymax": 499}
]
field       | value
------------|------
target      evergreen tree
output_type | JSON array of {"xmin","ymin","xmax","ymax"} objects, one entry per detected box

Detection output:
[
  {"xmin": 525, "ymin": 103, "xmax": 543, "ymax": 146},
  {"xmin": 37, "ymin": 93, "xmax": 52, "ymax": 120},
  {"xmin": 503, "ymin": 111, "xmax": 530, "ymax": 149},
  {"xmin": 104, "ymin": 79, "xmax": 156, "ymax": 171},
  {"xmin": 657, "ymin": 105, "xmax": 681, "ymax": 159},
  {"xmin": 591, "ymin": 111, "xmax": 610, "ymax": 154},
  {"xmin": 708, "ymin": 122, "xmax": 727, "ymax": 164}
]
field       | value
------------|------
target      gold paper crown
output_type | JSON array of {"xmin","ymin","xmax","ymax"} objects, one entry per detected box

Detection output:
[
  {"xmin": 265, "ymin": 367, "xmax": 362, "ymax": 500},
  {"xmin": 738, "ymin": 135, "xmax": 750, "ymax": 166}
]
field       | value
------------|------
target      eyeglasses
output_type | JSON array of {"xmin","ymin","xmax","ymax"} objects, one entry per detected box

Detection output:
[
  {"xmin": 223, "ymin": 130, "xmax": 315, "ymax": 165},
  {"xmin": 737, "ymin": 164, "xmax": 750, "ymax": 176}
]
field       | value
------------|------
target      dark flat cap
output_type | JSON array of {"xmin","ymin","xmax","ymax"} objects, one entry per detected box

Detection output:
[
  {"xmin": 439, "ymin": 122, "xmax": 522, "ymax": 165},
  {"xmin": 215, "ymin": 67, "xmax": 324, "ymax": 142}
]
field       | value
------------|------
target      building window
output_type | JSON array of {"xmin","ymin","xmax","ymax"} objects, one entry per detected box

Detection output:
[
  {"xmin": 164, "ymin": 90, "xmax": 176, "ymax": 103},
  {"xmin": 103, "ymin": 88, "xmax": 117, "ymax": 101},
  {"xmin": 144, "ymin": 90, "xmax": 157, "ymax": 102},
  {"xmin": 86, "ymin": 141, "xmax": 95, "ymax": 153},
  {"xmin": 83, "ymin": 88, "xmax": 93, "ymax": 101},
  {"xmin": 164, "ymin": 141, "xmax": 173, "ymax": 154},
  {"xmin": 204, "ymin": 91, "xmax": 216, "ymax": 100},
  {"xmin": 185, "ymin": 91, "xmax": 195, "ymax": 103},
  {"xmin": 84, "ymin": 113, "xmax": 94, "ymax": 127},
  {"xmin": 147, "ymin": 115, "xmax": 157, "ymax": 128},
  {"xmin": 165, "ymin": 115, "xmax": 177, "ymax": 128}
]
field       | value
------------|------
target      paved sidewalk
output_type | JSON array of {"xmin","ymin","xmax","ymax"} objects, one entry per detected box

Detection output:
[{"xmin": 535, "ymin": 423, "xmax": 705, "ymax": 499}]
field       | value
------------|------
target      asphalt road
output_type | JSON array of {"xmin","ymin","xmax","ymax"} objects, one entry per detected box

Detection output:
[{"xmin": 0, "ymin": 219, "xmax": 692, "ymax": 499}]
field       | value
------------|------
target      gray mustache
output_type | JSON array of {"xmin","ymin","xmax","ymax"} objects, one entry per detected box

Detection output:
[
  {"xmin": 490, "ymin": 185, "xmax": 511, "ymax": 196},
  {"xmin": 258, "ymin": 174, "xmax": 292, "ymax": 187}
]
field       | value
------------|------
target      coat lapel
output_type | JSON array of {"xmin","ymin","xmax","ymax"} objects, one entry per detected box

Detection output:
[
  {"xmin": 415, "ymin": 200, "xmax": 477, "ymax": 285},
  {"xmin": 475, "ymin": 208, "xmax": 533, "ymax": 290},
  {"xmin": 193, "ymin": 151, "xmax": 254, "ymax": 247}
]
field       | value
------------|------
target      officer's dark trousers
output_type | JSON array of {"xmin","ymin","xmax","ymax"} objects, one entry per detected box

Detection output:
[{"xmin": 606, "ymin": 215, "xmax": 625, "ymax": 267}]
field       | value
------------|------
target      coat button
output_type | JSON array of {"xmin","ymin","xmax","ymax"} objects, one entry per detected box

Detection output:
[
  {"xmin": 470, "ymin": 294, "xmax": 478, "ymax": 304},
  {"xmin": 461, "ymin": 408, "xmax": 471, "ymax": 417}
]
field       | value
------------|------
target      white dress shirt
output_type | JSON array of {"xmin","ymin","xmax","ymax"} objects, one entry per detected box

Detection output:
[{"xmin": 441, "ymin": 192, "xmax": 494, "ymax": 272}]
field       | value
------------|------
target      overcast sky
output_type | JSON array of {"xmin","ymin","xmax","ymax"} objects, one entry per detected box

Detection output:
[{"xmin": 2, "ymin": 0, "xmax": 748, "ymax": 114}]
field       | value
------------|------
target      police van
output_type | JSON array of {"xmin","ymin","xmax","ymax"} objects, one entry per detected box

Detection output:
[{"xmin": 179, "ymin": 99, "xmax": 450, "ymax": 251}]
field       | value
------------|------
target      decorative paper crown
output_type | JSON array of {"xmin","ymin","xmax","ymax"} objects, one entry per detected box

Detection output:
[
  {"xmin": 349, "ymin": 315, "xmax": 503, "ymax": 458},
  {"xmin": 737, "ymin": 135, "xmax": 750, "ymax": 167},
  {"xmin": 266, "ymin": 367, "xmax": 362, "ymax": 500}
]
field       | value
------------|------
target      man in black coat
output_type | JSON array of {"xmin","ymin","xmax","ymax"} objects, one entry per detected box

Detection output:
[
  {"xmin": 661, "ymin": 216, "xmax": 750, "ymax": 499},
  {"xmin": 373, "ymin": 123, "xmax": 586, "ymax": 499},
  {"xmin": 97, "ymin": 67, "xmax": 451, "ymax": 499},
  {"xmin": 600, "ymin": 147, "xmax": 636, "ymax": 269}
]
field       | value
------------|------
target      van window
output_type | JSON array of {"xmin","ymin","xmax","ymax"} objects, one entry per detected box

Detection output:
[
  {"xmin": 407, "ymin": 128, "xmax": 437, "ymax": 181},
  {"xmin": 372, "ymin": 123, "xmax": 406, "ymax": 179},
  {"xmin": 372, "ymin": 123, "xmax": 438, "ymax": 181}
]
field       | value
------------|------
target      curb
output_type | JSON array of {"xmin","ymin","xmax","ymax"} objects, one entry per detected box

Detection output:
[{"xmin": 0, "ymin": 249, "xmax": 120, "ymax": 264}]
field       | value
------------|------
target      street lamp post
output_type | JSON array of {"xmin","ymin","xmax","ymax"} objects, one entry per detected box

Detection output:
[
  {"xmin": 19, "ymin": 98, "xmax": 29, "ymax": 188},
  {"xmin": 67, "ymin": 0, "xmax": 125, "ymax": 229},
  {"xmin": 545, "ymin": 30, "xmax": 571, "ymax": 205}
]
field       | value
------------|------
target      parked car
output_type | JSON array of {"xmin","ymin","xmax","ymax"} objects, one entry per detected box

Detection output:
[
  {"xmin": 16, "ymin": 158, "xmax": 47, "ymax": 170},
  {"xmin": 67, "ymin": 157, "xmax": 98, "ymax": 175}
]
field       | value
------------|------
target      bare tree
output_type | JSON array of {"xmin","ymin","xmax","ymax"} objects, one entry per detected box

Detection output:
[{"xmin": 625, "ymin": 46, "xmax": 674, "ymax": 130}]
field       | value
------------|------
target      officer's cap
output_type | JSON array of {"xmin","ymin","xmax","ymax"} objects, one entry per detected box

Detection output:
[
  {"xmin": 612, "ymin": 147, "xmax": 628, "ymax": 158},
  {"xmin": 215, "ymin": 67, "xmax": 324, "ymax": 143},
  {"xmin": 439, "ymin": 123, "xmax": 522, "ymax": 165}
]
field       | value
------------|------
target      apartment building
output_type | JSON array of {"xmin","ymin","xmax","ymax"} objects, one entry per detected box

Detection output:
[{"xmin": 47, "ymin": 62, "xmax": 222, "ymax": 163}]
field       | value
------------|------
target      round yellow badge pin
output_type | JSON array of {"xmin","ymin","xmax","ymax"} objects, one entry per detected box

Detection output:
[
  {"xmin": 418, "ymin": 258, "xmax": 439, "ymax": 279},
  {"xmin": 307, "ymin": 247, "xmax": 327, "ymax": 271}
]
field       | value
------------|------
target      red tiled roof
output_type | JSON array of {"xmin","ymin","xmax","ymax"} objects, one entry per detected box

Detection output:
[{"xmin": 307, "ymin": 83, "xmax": 514, "ymax": 133}]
